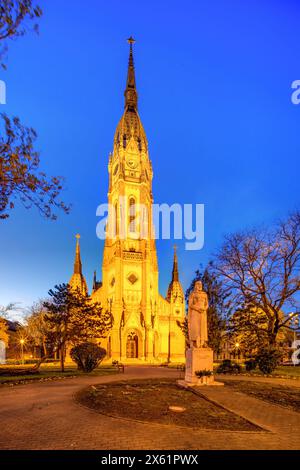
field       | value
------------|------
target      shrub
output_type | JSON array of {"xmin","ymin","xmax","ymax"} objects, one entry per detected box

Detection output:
[
  {"xmin": 245, "ymin": 359, "xmax": 257, "ymax": 372},
  {"xmin": 70, "ymin": 343, "xmax": 106, "ymax": 372},
  {"xmin": 216, "ymin": 359, "xmax": 241, "ymax": 374},
  {"xmin": 195, "ymin": 369, "xmax": 213, "ymax": 378},
  {"xmin": 256, "ymin": 347, "xmax": 282, "ymax": 375}
]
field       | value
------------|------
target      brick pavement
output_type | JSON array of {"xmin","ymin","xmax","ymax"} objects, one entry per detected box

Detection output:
[
  {"xmin": 198, "ymin": 384, "xmax": 300, "ymax": 449},
  {"xmin": 0, "ymin": 367, "xmax": 299, "ymax": 450}
]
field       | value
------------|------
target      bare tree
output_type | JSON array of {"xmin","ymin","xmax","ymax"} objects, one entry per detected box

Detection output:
[
  {"xmin": 213, "ymin": 211, "xmax": 300, "ymax": 346},
  {"xmin": 0, "ymin": 302, "xmax": 20, "ymax": 317},
  {"xmin": 25, "ymin": 301, "xmax": 52, "ymax": 357},
  {"xmin": 0, "ymin": 5, "xmax": 69, "ymax": 221},
  {"xmin": 0, "ymin": 0, "xmax": 42, "ymax": 68},
  {"xmin": 0, "ymin": 114, "xmax": 70, "ymax": 220}
]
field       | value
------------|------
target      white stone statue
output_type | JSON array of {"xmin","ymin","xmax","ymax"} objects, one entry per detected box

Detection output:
[
  {"xmin": 188, "ymin": 280, "xmax": 208, "ymax": 348},
  {"xmin": 0, "ymin": 340, "xmax": 5, "ymax": 365}
]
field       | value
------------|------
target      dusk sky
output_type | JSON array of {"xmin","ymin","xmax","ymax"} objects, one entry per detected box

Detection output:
[{"xmin": 1, "ymin": 0, "xmax": 300, "ymax": 319}]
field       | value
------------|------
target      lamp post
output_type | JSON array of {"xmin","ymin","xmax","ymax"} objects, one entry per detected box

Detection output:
[{"xmin": 20, "ymin": 339, "xmax": 25, "ymax": 365}]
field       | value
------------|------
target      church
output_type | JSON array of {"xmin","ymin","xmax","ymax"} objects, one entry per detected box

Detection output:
[{"xmin": 69, "ymin": 38, "xmax": 186, "ymax": 364}]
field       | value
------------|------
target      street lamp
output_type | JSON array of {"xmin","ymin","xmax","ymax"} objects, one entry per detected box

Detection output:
[{"xmin": 20, "ymin": 339, "xmax": 25, "ymax": 365}]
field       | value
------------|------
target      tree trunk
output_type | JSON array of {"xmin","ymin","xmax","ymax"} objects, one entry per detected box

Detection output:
[
  {"xmin": 42, "ymin": 337, "xmax": 47, "ymax": 357},
  {"xmin": 268, "ymin": 330, "xmax": 277, "ymax": 347},
  {"xmin": 60, "ymin": 344, "xmax": 65, "ymax": 372},
  {"xmin": 33, "ymin": 354, "xmax": 48, "ymax": 370}
]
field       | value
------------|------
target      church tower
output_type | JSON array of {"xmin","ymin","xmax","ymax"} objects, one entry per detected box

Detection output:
[
  {"xmin": 90, "ymin": 38, "xmax": 185, "ymax": 363},
  {"xmin": 69, "ymin": 234, "xmax": 88, "ymax": 296}
]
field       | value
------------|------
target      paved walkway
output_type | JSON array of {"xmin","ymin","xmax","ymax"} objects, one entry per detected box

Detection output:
[
  {"xmin": 0, "ymin": 367, "xmax": 299, "ymax": 450},
  {"xmin": 199, "ymin": 384, "xmax": 300, "ymax": 449}
]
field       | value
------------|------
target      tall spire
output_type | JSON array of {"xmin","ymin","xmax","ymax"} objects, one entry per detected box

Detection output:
[
  {"xmin": 166, "ymin": 245, "xmax": 183, "ymax": 302},
  {"xmin": 124, "ymin": 36, "xmax": 138, "ymax": 110},
  {"xmin": 172, "ymin": 245, "xmax": 179, "ymax": 282},
  {"xmin": 93, "ymin": 270, "xmax": 97, "ymax": 290},
  {"xmin": 69, "ymin": 234, "xmax": 88, "ymax": 296},
  {"xmin": 73, "ymin": 234, "xmax": 82, "ymax": 275}
]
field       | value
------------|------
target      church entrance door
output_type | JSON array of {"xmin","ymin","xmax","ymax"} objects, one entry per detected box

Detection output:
[{"xmin": 126, "ymin": 332, "xmax": 138, "ymax": 358}]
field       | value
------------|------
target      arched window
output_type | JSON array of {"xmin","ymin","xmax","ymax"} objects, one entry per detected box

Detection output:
[
  {"xmin": 141, "ymin": 205, "xmax": 149, "ymax": 239},
  {"xmin": 129, "ymin": 197, "xmax": 136, "ymax": 233},
  {"xmin": 114, "ymin": 202, "xmax": 118, "ymax": 236}
]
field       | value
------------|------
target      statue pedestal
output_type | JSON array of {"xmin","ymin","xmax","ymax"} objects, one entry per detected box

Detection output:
[{"xmin": 181, "ymin": 347, "xmax": 223, "ymax": 386}]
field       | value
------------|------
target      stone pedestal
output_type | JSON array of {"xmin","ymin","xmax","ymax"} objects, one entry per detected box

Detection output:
[
  {"xmin": 185, "ymin": 347, "xmax": 213, "ymax": 383},
  {"xmin": 182, "ymin": 347, "xmax": 223, "ymax": 386}
]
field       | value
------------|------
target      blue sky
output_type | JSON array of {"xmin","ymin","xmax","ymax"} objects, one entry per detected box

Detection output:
[{"xmin": 1, "ymin": 0, "xmax": 300, "ymax": 319}]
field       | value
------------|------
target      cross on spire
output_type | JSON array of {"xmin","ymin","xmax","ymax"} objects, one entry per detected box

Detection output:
[
  {"xmin": 124, "ymin": 36, "xmax": 138, "ymax": 109},
  {"xmin": 127, "ymin": 36, "xmax": 136, "ymax": 46}
]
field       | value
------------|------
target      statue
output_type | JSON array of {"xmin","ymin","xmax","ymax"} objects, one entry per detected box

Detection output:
[
  {"xmin": 188, "ymin": 281, "xmax": 208, "ymax": 348},
  {"xmin": 0, "ymin": 340, "xmax": 5, "ymax": 365},
  {"xmin": 177, "ymin": 280, "xmax": 223, "ymax": 387}
]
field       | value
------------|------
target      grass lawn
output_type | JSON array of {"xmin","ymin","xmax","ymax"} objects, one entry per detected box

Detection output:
[
  {"xmin": 222, "ymin": 379, "xmax": 300, "ymax": 413},
  {"xmin": 75, "ymin": 378, "xmax": 261, "ymax": 431},
  {"xmin": 239, "ymin": 365, "xmax": 300, "ymax": 379},
  {"xmin": 0, "ymin": 364, "xmax": 117, "ymax": 385},
  {"xmin": 169, "ymin": 363, "xmax": 300, "ymax": 378},
  {"xmin": 269, "ymin": 366, "xmax": 300, "ymax": 378}
]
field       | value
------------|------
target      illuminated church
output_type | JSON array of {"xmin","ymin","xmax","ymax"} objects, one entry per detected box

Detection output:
[{"xmin": 69, "ymin": 38, "xmax": 185, "ymax": 363}]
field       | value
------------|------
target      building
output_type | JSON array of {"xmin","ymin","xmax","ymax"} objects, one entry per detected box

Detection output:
[
  {"xmin": 69, "ymin": 38, "xmax": 186, "ymax": 364},
  {"xmin": 214, "ymin": 334, "xmax": 245, "ymax": 363},
  {"xmin": 0, "ymin": 319, "xmax": 33, "ymax": 362}
]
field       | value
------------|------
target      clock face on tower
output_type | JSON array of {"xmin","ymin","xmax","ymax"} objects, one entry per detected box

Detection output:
[{"xmin": 127, "ymin": 159, "xmax": 138, "ymax": 169}]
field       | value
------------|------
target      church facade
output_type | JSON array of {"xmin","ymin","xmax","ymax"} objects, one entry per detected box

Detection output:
[{"xmin": 69, "ymin": 39, "xmax": 185, "ymax": 364}]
